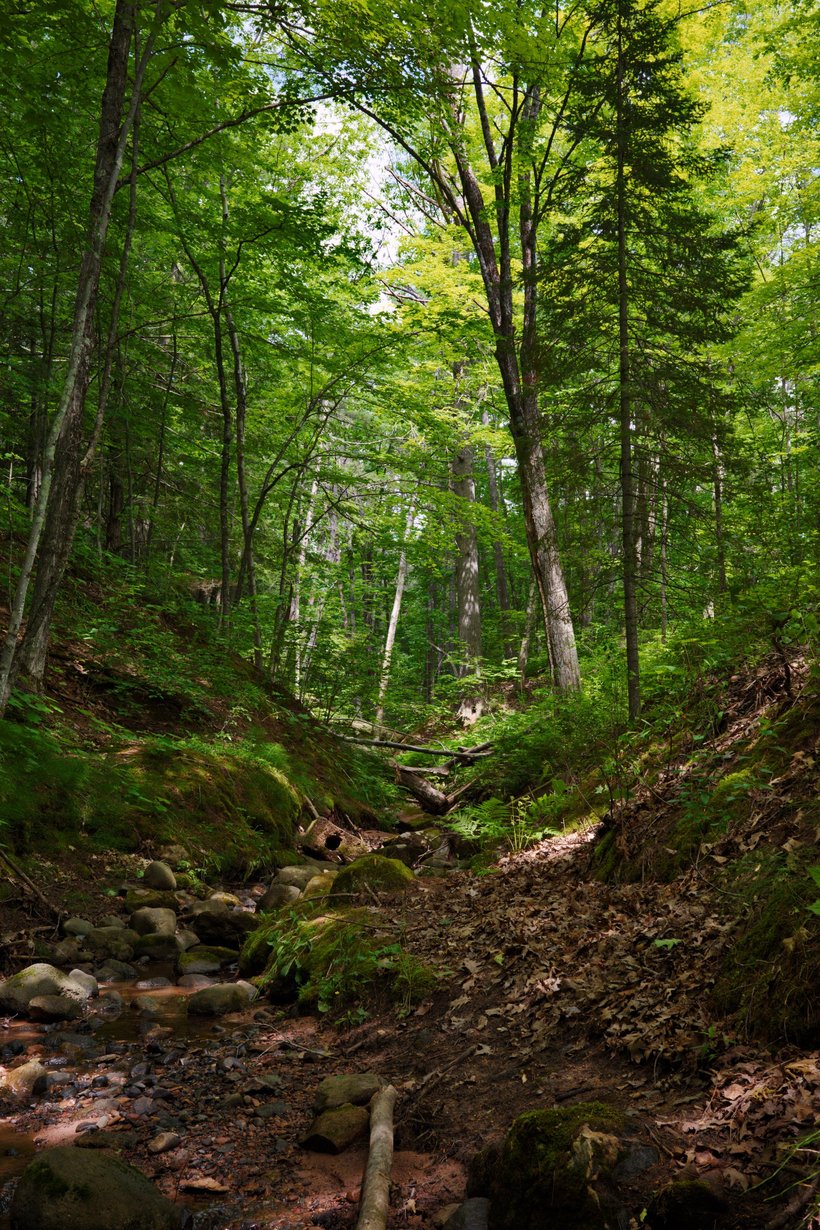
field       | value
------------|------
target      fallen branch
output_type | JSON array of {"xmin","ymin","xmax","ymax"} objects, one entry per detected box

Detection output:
[
  {"xmin": 0, "ymin": 849, "xmax": 64, "ymax": 922},
  {"xmin": 396, "ymin": 766, "xmax": 450, "ymax": 815},
  {"xmin": 341, "ymin": 735, "xmax": 493, "ymax": 761},
  {"xmin": 356, "ymin": 1084, "xmax": 398, "ymax": 1230}
]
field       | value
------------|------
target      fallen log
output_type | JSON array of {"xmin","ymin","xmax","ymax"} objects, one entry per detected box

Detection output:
[
  {"xmin": 356, "ymin": 1084, "xmax": 398, "ymax": 1230},
  {"xmin": 340, "ymin": 735, "xmax": 492, "ymax": 759},
  {"xmin": 396, "ymin": 766, "xmax": 450, "ymax": 815}
]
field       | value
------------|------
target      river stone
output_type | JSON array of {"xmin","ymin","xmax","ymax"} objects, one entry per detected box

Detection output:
[
  {"xmin": 130, "ymin": 907, "xmax": 177, "ymax": 937},
  {"xmin": 275, "ymin": 865, "xmax": 322, "ymax": 890},
  {"xmin": 299, "ymin": 1104, "xmax": 370, "ymax": 1153},
  {"xmin": 62, "ymin": 917, "xmax": 94, "ymax": 938},
  {"xmin": 444, "ymin": 1199, "xmax": 491, "ymax": 1230},
  {"xmin": 125, "ymin": 888, "xmax": 178, "ymax": 914},
  {"xmin": 9, "ymin": 1145, "xmax": 182, "ymax": 1230},
  {"xmin": 176, "ymin": 974, "xmax": 214, "ymax": 989},
  {"xmin": 133, "ymin": 995, "xmax": 164, "ymax": 1017},
  {"xmin": 313, "ymin": 1072, "xmax": 386, "ymax": 1113},
  {"xmin": 188, "ymin": 906, "xmax": 257, "ymax": 948},
  {"xmin": 53, "ymin": 939, "xmax": 82, "ymax": 966},
  {"xmin": 144, "ymin": 861, "xmax": 177, "ymax": 891},
  {"xmin": 207, "ymin": 891, "xmax": 242, "ymax": 908},
  {"xmin": 28, "ymin": 995, "xmax": 84, "ymax": 1023},
  {"xmin": 176, "ymin": 928, "xmax": 200, "ymax": 951},
  {"xmin": 85, "ymin": 927, "xmax": 139, "ymax": 961},
  {"xmin": 134, "ymin": 934, "xmax": 183, "ymax": 961},
  {"xmin": 186, "ymin": 983, "xmax": 254, "ymax": 1016},
  {"xmin": 257, "ymin": 883, "xmax": 301, "ymax": 912},
  {"xmin": 1, "ymin": 1060, "xmax": 47, "ymax": 1100},
  {"xmin": 98, "ymin": 915, "xmax": 127, "ymax": 929},
  {"xmin": 95, "ymin": 959, "xmax": 138, "ymax": 981},
  {"xmin": 68, "ymin": 970, "xmax": 98, "ymax": 998},
  {"xmin": 0, "ymin": 963, "xmax": 89, "ymax": 1012},
  {"xmin": 302, "ymin": 874, "xmax": 337, "ymax": 902},
  {"xmin": 177, "ymin": 945, "xmax": 237, "ymax": 975},
  {"xmin": 148, "ymin": 1131, "xmax": 181, "ymax": 1155}
]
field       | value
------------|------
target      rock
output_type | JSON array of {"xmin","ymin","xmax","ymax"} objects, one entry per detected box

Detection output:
[
  {"xmin": 302, "ymin": 873, "xmax": 337, "ymax": 901},
  {"xmin": 177, "ymin": 974, "xmax": 214, "ymax": 989},
  {"xmin": 148, "ymin": 1131, "xmax": 181, "ymax": 1155},
  {"xmin": 143, "ymin": 860, "xmax": 177, "ymax": 891},
  {"xmin": 0, "ymin": 963, "xmax": 89, "ymax": 1013},
  {"xmin": 85, "ymin": 928, "xmax": 139, "ymax": 962},
  {"xmin": 157, "ymin": 845, "xmax": 188, "ymax": 869},
  {"xmin": 98, "ymin": 915, "xmax": 126, "ymax": 929},
  {"xmin": 134, "ymin": 934, "xmax": 183, "ymax": 961},
  {"xmin": 9, "ymin": 1145, "xmax": 182, "ymax": 1230},
  {"xmin": 99, "ymin": 990, "xmax": 124, "ymax": 1009},
  {"xmin": 1, "ymin": 1060, "xmax": 47, "ymax": 1100},
  {"xmin": 207, "ymin": 891, "xmax": 242, "ymax": 908},
  {"xmin": 53, "ymin": 939, "xmax": 82, "ymax": 966},
  {"xmin": 299, "ymin": 1104, "xmax": 370, "ymax": 1153},
  {"xmin": 313, "ymin": 1072, "xmax": 386, "ymax": 1113},
  {"xmin": 443, "ymin": 1199, "xmax": 491, "ymax": 1230},
  {"xmin": 188, "ymin": 905, "xmax": 258, "ymax": 948},
  {"xmin": 176, "ymin": 928, "xmax": 200, "ymax": 951},
  {"xmin": 257, "ymin": 883, "xmax": 301, "ymax": 912},
  {"xmin": 124, "ymin": 888, "xmax": 178, "ymax": 914},
  {"xmin": 276, "ymin": 864, "xmax": 325, "ymax": 890},
  {"xmin": 329, "ymin": 855, "xmax": 414, "ymax": 900},
  {"xmin": 133, "ymin": 995, "xmax": 164, "ymax": 1017},
  {"xmin": 130, "ymin": 907, "xmax": 178, "ymax": 937},
  {"xmin": 177, "ymin": 946, "xmax": 238, "ymax": 975},
  {"xmin": 62, "ymin": 917, "xmax": 94, "ymax": 938},
  {"xmin": 467, "ymin": 1102, "xmax": 625, "ymax": 1230},
  {"xmin": 95, "ymin": 959, "xmax": 138, "ymax": 981},
  {"xmin": 67, "ymin": 970, "xmax": 98, "ymax": 998},
  {"xmin": 433, "ymin": 1205, "xmax": 462, "ymax": 1229},
  {"xmin": 647, "ymin": 1178, "xmax": 729, "ymax": 1229},
  {"xmin": 613, "ymin": 1143, "xmax": 659, "ymax": 1181},
  {"xmin": 186, "ymin": 983, "xmax": 255, "ymax": 1016},
  {"xmin": 28, "ymin": 995, "xmax": 84, "ymax": 1023}
]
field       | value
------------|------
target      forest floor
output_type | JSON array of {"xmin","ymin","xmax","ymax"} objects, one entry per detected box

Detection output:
[{"xmin": 1, "ymin": 814, "xmax": 818, "ymax": 1230}]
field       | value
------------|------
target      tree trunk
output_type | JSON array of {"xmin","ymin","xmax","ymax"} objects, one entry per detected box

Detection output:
[
  {"xmin": 481, "ymin": 406, "xmax": 512, "ymax": 652},
  {"xmin": 0, "ymin": 0, "xmax": 141, "ymax": 710},
  {"xmin": 375, "ymin": 497, "xmax": 415, "ymax": 728},
  {"xmin": 450, "ymin": 436, "xmax": 482, "ymax": 671}
]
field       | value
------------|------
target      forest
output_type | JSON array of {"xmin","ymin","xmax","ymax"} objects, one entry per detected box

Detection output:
[{"xmin": 0, "ymin": 1, "xmax": 817, "ymax": 1229}]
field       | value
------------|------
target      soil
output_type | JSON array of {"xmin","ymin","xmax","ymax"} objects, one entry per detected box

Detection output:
[{"xmin": 1, "ymin": 827, "xmax": 818, "ymax": 1230}]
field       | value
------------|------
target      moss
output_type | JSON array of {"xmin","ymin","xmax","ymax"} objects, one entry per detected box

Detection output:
[
  {"xmin": 469, "ymin": 1102, "xmax": 625, "ymax": 1230},
  {"xmin": 329, "ymin": 855, "xmax": 414, "ymax": 901},
  {"xmin": 648, "ymin": 1177, "xmax": 728, "ymax": 1229},
  {"xmin": 24, "ymin": 1159, "xmax": 71, "ymax": 1200}
]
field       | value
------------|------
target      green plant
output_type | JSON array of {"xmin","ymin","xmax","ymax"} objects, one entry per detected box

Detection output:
[{"xmin": 807, "ymin": 866, "xmax": 820, "ymax": 917}]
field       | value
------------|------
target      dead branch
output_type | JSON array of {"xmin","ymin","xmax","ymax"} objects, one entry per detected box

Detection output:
[{"xmin": 356, "ymin": 1084, "xmax": 398, "ymax": 1230}]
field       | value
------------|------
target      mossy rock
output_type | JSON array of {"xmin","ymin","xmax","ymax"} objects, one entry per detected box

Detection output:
[
  {"xmin": 302, "ymin": 873, "xmax": 337, "ymax": 902},
  {"xmin": 177, "ymin": 945, "xmax": 238, "ymax": 975},
  {"xmin": 329, "ymin": 855, "xmax": 414, "ymax": 901},
  {"xmin": 125, "ymin": 888, "xmax": 178, "ymax": 913},
  {"xmin": 134, "ymin": 933, "xmax": 182, "ymax": 960},
  {"xmin": 239, "ymin": 921, "xmax": 280, "ymax": 977},
  {"xmin": 647, "ymin": 1178, "xmax": 728, "ymax": 1229},
  {"xmin": 468, "ymin": 1102, "xmax": 625, "ymax": 1230}
]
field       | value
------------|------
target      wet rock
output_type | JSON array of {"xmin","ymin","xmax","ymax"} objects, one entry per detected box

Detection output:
[
  {"xmin": 1, "ymin": 1060, "xmax": 47, "ymax": 1100},
  {"xmin": 85, "ymin": 927, "xmax": 139, "ymax": 962},
  {"xmin": 176, "ymin": 928, "xmax": 200, "ymax": 950},
  {"xmin": 133, "ymin": 995, "xmax": 164, "ymax": 1017},
  {"xmin": 136, "ymin": 977, "xmax": 173, "ymax": 990},
  {"xmin": 467, "ymin": 1102, "xmax": 625, "ymax": 1230},
  {"xmin": 98, "ymin": 915, "xmax": 126, "ymax": 929},
  {"xmin": 186, "ymin": 983, "xmax": 254, "ymax": 1016},
  {"xmin": 299, "ymin": 1103, "xmax": 370, "ymax": 1153},
  {"xmin": 313, "ymin": 1072, "xmax": 385, "ymax": 1113},
  {"xmin": 647, "ymin": 1177, "xmax": 729, "ymax": 1229},
  {"xmin": 257, "ymin": 882, "xmax": 301, "ymax": 912},
  {"xmin": 0, "ymin": 963, "xmax": 89, "ymax": 1013},
  {"xmin": 177, "ymin": 974, "xmax": 214, "ymax": 989},
  {"xmin": 28, "ymin": 995, "xmax": 84, "ymax": 1023},
  {"xmin": 177, "ymin": 945, "xmax": 238, "ymax": 975},
  {"xmin": 62, "ymin": 917, "xmax": 94, "ymax": 938},
  {"xmin": 68, "ymin": 970, "xmax": 98, "ymax": 998},
  {"xmin": 130, "ymin": 907, "xmax": 178, "ymax": 937},
  {"xmin": 9, "ymin": 1145, "xmax": 182, "ymax": 1229},
  {"xmin": 95, "ymin": 959, "xmax": 138, "ymax": 981},
  {"xmin": 143, "ymin": 860, "xmax": 177, "ymax": 891},
  {"xmin": 148, "ymin": 1131, "xmax": 181, "ymax": 1155},
  {"xmin": 207, "ymin": 891, "xmax": 242, "ymax": 908}
]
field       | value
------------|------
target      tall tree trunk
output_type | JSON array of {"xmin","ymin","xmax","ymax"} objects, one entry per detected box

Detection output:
[
  {"xmin": 616, "ymin": 12, "xmax": 641, "ymax": 721},
  {"xmin": 0, "ymin": 0, "xmax": 144, "ymax": 710},
  {"xmin": 375, "ymin": 498, "xmax": 415, "ymax": 728},
  {"xmin": 711, "ymin": 429, "xmax": 727, "ymax": 595},
  {"xmin": 481, "ymin": 406, "xmax": 512, "ymax": 653},
  {"xmin": 516, "ymin": 579, "xmax": 538, "ymax": 689},
  {"xmin": 450, "ymin": 432, "xmax": 482, "ymax": 671}
]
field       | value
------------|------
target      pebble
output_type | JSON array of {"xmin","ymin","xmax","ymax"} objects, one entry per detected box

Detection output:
[
  {"xmin": 148, "ymin": 1130, "xmax": 181, "ymax": 1155},
  {"xmin": 131, "ymin": 1096, "xmax": 155, "ymax": 1115}
]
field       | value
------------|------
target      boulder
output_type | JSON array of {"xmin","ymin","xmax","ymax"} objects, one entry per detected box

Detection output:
[
  {"xmin": 302, "ymin": 873, "xmax": 337, "ymax": 902},
  {"xmin": 53, "ymin": 939, "xmax": 82, "ymax": 967},
  {"xmin": 186, "ymin": 983, "xmax": 254, "ymax": 1016},
  {"xmin": 176, "ymin": 928, "xmax": 200, "ymax": 951},
  {"xmin": 299, "ymin": 1104, "xmax": 370, "ymax": 1153},
  {"xmin": 329, "ymin": 855, "xmax": 414, "ymax": 900},
  {"xmin": 27, "ymin": 995, "xmax": 84, "ymax": 1023},
  {"xmin": 67, "ymin": 970, "xmax": 98, "ymax": 998},
  {"xmin": 124, "ymin": 888, "xmax": 178, "ymax": 914},
  {"xmin": 257, "ymin": 883, "xmax": 301, "ymax": 912},
  {"xmin": 85, "ymin": 928, "xmax": 140, "ymax": 962},
  {"xmin": 188, "ymin": 903, "xmax": 258, "ymax": 948},
  {"xmin": 647, "ymin": 1178, "xmax": 729, "ymax": 1229},
  {"xmin": 177, "ymin": 946, "xmax": 237, "ymax": 975},
  {"xmin": 1, "ymin": 1060, "xmax": 47, "ymax": 1100},
  {"xmin": 313, "ymin": 1072, "xmax": 385, "ymax": 1113},
  {"xmin": 130, "ymin": 908, "xmax": 177, "ymax": 937},
  {"xmin": 62, "ymin": 917, "xmax": 94, "ymax": 938},
  {"xmin": 275, "ymin": 865, "xmax": 324, "ymax": 890},
  {"xmin": 134, "ymin": 934, "xmax": 183, "ymax": 961},
  {"xmin": 9, "ymin": 1145, "xmax": 182, "ymax": 1230},
  {"xmin": 0, "ymin": 963, "xmax": 89, "ymax": 1013},
  {"xmin": 98, "ymin": 915, "xmax": 126, "ymax": 929},
  {"xmin": 143, "ymin": 860, "xmax": 177, "ymax": 891},
  {"xmin": 467, "ymin": 1102, "xmax": 625, "ymax": 1230}
]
